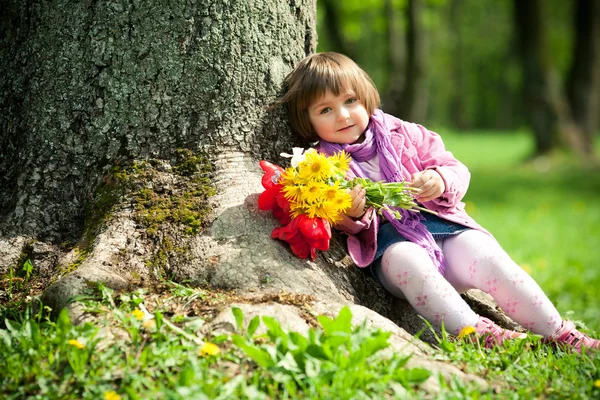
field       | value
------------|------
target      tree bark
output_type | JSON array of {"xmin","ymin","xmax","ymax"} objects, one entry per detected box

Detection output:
[
  {"xmin": 513, "ymin": 0, "xmax": 594, "ymax": 157},
  {"xmin": 0, "ymin": 0, "xmax": 314, "ymax": 241},
  {"xmin": 512, "ymin": 0, "xmax": 560, "ymax": 155},
  {"xmin": 0, "ymin": 2, "xmax": 521, "ymax": 382},
  {"xmin": 381, "ymin": 0, "xmax": 405, "ymax": 114},
  {"xmin": 566, "ymin": 0, "xmax": 599, "ymax": 155},
  {"xmin": 386, "ymin": 0, "xmax": 428, "ymax": 123},
  {"xmin": 319, "ymin": 0, "xmax": 355, "ymax": 60}
]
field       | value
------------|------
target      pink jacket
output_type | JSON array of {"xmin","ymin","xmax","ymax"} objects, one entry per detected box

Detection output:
[{"xmin": 333, "ymin": 114, "xmax": 492, "ymax": 267}]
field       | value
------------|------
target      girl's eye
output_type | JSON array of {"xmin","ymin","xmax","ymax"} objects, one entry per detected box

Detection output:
[
  {"xmin": 319, "ymin": 107, "xmax": 331, "ymax": 114},
  {"xmin": 345, "ymin": 98, "xmax": 357, "ymax": 104}
]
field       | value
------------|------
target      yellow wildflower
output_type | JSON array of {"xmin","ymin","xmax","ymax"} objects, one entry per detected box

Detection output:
[
  {"xmin": 322, "ymin": 200, "xmax": 343, "ymax": 224},
  {"xmin": 299, "ymin": 150, "xmax": 332, "ymax": 181},
  {"xmin": 458, "ymin": 326, "xmax": 477, "ymax": 339},
  {"xmin": 132, "ymin": 309, "xmax": 145, "ymax": 320},
  {"xmin": 68, "ymin": 339, "xmax": 85, "ymax": 349},
  {"xmin": 301, "ymin": 181, "xmax": 327, "ymax": 204},
  {"xmin": 332, "ymin": 191, "xmax": 352, "ymax": 212},
  {"xmin": 595, "ymin": 379, "xmax": 600, "ymax": 388},
  {"xmin": 330, "ymin": 151, "xmax": 351, "ymax": 173},
  {"xmin": 104, "ymin": 391, "xmax": 121, "ymax": 400},
  {"xmin": 279, "ymin": 167, "xmax": 298, "ymax": 187},
  {"xmin": 323, "ymin": 181, "xmax": 342, "ymax": 200},
  {"xmin": 306, "ymin": 202, "xmax": 330, "ymax": 220},
  {"xmin": 199, "ymin": 342, "xmax": 221, "ymax": 356},
  {"xmin": 290, "ymin": 202, "xmax": 307, "ymax": 219},
  {"xmin": 282, "ymin": 183, "xmax": 304, "ymax": 202}
]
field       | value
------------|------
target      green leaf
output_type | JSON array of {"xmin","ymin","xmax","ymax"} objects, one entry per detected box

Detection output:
[
  {"xmin": 262, "ymin": 316, "xmax": 287, "ymax": 346},
  {"xmin": 247, "ymin": 316, "xmax": 260, "ymax": 337},
  {"xmin": 25, "ymin": 320, "xmax": 42, "ymax": 346},
  {"xmin": 154, "ymin": 311, "xmax": 163, "ymax": 331},
  {"xmin": 277, "ymin": 351, "xmax": 300, "ymax": 373},
  {"xmin": 0, "ymin": 329, "xmax": 12, "ymax": 348},
  {"xmin": 232, "ymin": 307, "xmax": 244, "ymax": 332},
  {"xmin": 288, "ymin": 332, "xmax": 308, "ymax": 353},
  {"xmin": 178, "ymin": 365, "xmax": 195, "ymax": 386},
  {"xmin": 231, "ymin": 335, "xmax": 274, "ymax": 369},
  {"xmin": 304, "ymin": 356, "xmax": 321, "ymax": 379},
  {"xmin": 318, "ymin": 306, "xmax": 353, "ymax": 336},
  {"xmin": 306, "ymin": 343, "xmax": 332, "ymax": 361},
  {"xmin": 406, "ymin": 368, "xmax": 432, "ymax": 384},
  {"xmin": 3, "ymin": 319, "xmax": 21, "ymax": 334}
]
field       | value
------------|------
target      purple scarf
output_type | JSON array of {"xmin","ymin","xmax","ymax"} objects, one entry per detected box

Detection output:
[{"xmin": 318, "ymin": 109, "xmax": 447, "ymax": 274}]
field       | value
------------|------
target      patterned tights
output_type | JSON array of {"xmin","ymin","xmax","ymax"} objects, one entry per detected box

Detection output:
[{"xmin": 373, "ymin": 229, "xmax": 562, "ymax": 336}]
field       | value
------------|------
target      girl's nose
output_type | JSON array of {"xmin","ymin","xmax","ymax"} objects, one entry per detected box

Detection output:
[{"xmin": 338, "ymin": 107, "xmax": 350, "ymax": 120}]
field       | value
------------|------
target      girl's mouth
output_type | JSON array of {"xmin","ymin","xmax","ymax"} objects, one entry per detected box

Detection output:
[{"xmin": 337, "ymin": 124, "xmax": 354, "ymax": 132}]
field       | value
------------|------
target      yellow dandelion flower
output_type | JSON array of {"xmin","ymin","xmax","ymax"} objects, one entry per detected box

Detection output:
[
  {"xmin": 198, "ymin": 341, "xmax": 221, "ymax": 356},
  {"xmin": 132, "ymin": 309, "xmax": 145, "ymax": 320},
  {"xmin": 331, "ymin": 151, "xmax": 351, "ymax": 173},
  {"xmin": 68, "ymin": 339, "xmax": 85, "ymax": 349},
  {"xmin": 290, "ymin": 202, "xmax": 307, "ymax": 219},
  {"xmin": 457, "ymin": 326, "xmax": 477, "ymax": 339},
  {"xmin": 332, "ymin": 191, "xmax": 352, "ymax": 212},
  {"xmin": 279, "ymin": 167, "xmax": 298, "ymax": 187},
  {"xmin": 323, "ymin": 181, "xmax": 342, "ymax": 201},
  {"xmin": 594, "ymin": 379, "xmax": 600, "ymax": 388},
  {"xmin": 301, "ymin": 181, "xmax": 327, "ymax": 204},
  {"xmin": 322, "ymin": 200, "xmax": 343, "ymax": 224},
  {"xmin": 306, "ymin": 202, "xmax": 330, "ymax": 220},
  {"xmin": 299, "ymin": 150, "xmax": 333, "ymax": 181},
  {"xmin": 282, "ymin": 184, "xmax": 304, "ymax": 202},
  {"xmin": 104, "ymin": 391, "xmax": 121, "ymax": 400}
]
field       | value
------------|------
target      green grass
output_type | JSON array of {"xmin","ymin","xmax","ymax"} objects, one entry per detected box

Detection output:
[
  {"xmin": 439, "ymin": 129, "xmax": 600, "ymax": 332},
  {"xmin": 1, "ymin": 131, "xmax": 600, "ymax": 398}
]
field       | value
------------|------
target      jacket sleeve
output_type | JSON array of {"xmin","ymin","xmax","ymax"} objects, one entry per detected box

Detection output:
[
  {"xmin": 407, "ymin": 123, "xmax": 470, "ymax": 209},
  {"xmin": 333, "ymin": 208, "xmax": 376, "ymax": 235}
]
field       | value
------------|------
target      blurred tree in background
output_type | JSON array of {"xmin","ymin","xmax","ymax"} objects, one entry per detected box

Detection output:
[{"xmin": 316, "ymin": 0, "xmax": 599, "ymax": 157}]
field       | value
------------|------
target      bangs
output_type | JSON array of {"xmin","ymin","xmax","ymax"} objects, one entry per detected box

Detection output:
[{"xmin": 299, "ymin": 65, "xmax": 359, "ymax": 110}]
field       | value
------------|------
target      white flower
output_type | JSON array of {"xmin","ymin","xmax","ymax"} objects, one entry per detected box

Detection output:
[{"xmin": 280, "ymin": 147, "xmax": 307, "ymax": 168}]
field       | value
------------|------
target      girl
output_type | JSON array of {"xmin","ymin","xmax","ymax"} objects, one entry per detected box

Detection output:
[{"xmin": 279, "ymin": 52, "xmax": 599, "ymax": 352}]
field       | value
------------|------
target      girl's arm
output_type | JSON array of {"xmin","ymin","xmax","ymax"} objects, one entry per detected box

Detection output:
[{"xmin": 404, "ymin": 122, "xmax": 470, "ymax": 209}]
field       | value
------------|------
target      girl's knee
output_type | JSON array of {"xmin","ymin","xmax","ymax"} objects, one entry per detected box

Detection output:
[{"xmin": 381, "ymin": 241, "xmax": 435, "ymax": 274}]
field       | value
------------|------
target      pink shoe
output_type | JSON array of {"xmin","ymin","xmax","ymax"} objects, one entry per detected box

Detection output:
[
  {"xmin": 475, "ymin": 316, "xmax": 526, "ymax": 348},
  {"xmin": 546, "ymin": 320, "xmax": 600, "ymax": 353}
]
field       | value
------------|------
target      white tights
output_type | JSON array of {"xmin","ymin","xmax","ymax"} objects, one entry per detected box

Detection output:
[{"xmin": 374, "ymin": 229, "xmax": 562, "ymax": 336}]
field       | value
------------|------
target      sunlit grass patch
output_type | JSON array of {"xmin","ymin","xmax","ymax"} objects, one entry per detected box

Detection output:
[{"xmin": 440, "ymin": 130, "xmax": 600, "ymax": 332}]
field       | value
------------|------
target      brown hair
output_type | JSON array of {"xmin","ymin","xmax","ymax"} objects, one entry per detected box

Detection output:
[{"xmin": 279, "ymin": 52, "xmax": 380, "ymax": 141}]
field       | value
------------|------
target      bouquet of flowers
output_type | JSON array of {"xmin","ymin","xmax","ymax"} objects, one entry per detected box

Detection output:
[{"xmin": 258, "ymin": 148, "xmax": 431, "ymax": 260}]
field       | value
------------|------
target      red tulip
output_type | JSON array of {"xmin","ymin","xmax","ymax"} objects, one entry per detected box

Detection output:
[{"xmin": 258, "ymin": 160, "xmax": 332, "ymax": 260}]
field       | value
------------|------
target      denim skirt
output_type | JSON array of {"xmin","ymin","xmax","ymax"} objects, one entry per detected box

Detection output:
[{"xmin": 368, "ymin": 213, "xmax": 471, "ymax": 280}]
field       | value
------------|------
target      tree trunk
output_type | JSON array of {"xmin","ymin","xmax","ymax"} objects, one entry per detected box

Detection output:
[
  {"xmin": 0, "ymin": 0, "xmax": 315, "ymax": 241},
  {"xmin": 319, "ymin": 0, "xmax": 355, "ymax": 59},
  {"xmin": 386, "ymin": 0, "xmax": 428, "ymax": 123},
  {"xmin": 513, "ymin": 0, "xmax": 593, "ymax": 157},
  {"xmin": 566, "ymin": 0, "xmax": 599, "ymax": 156},
  {"xmin": 0, "ymin": 0, "xmax": 436, "ymax": 335},
  {"xmin": 0, "ymin": 2, "xmax": 519, "ymax": 385},
  {"xmin": 448, "ymin": 0, "xmax": 468, "ymax": 130},
  {"xmin": 381, "ymin": 0, "xmax": 405, "ymax": 114},
  {"xmin": 512, "ymin": 0, "xmax": 560, "ymax": 155}
]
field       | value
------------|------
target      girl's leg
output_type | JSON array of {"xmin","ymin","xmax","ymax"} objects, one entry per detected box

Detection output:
[
  {"xmin": 374, "ymin": 241, "xmax": 480, "ymax": 335},
  {"xmin": 442, "ymin": 229, "xmax": 562, "ymax": 337}
]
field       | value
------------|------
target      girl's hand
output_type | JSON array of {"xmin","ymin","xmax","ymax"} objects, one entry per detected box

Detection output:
[
  {"xmin": 345, "ymin": 185, "xmax": 367, "ymax": 219},
  {"xmin": 410, "ymin": 170, "xmax": 445, "ymax": 202}
]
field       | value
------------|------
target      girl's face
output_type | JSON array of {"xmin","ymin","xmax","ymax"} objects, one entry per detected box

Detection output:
[{"xmin": 307, "ymin": 90, "xmax": 369, "ymax": 144}]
